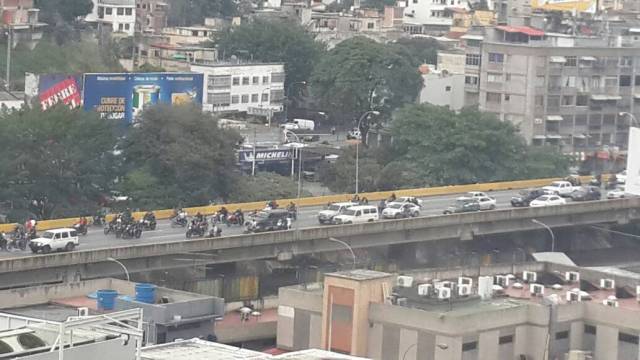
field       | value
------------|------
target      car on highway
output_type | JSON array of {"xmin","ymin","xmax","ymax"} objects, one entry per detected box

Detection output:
[
  {"xmin": 617, "ymin": 170, "xmax": 627, "ymax": 184},
  {"xmin": 511, "ymin": 188, "xmax": 550, "ymax": 207},
  {"xmin": 29, "ymin": 228, "xmax": 79, "ymax": 254},
  {"xmin": 395, "ymin": 196, "xmax": 423, "ymax": 207},
  {"xmin": 476, "ymin": 196, "xmax": 497, "ymax": 210},
  {"xmin": 318, "ymin": 202, "xmax": 359, "ymax": 224},
  {"xmin": 246, "ymin": 209, "xmax": 290, "ymax": 232},
  {"xmin": 529, "ymin": 195, "xmax": 566, "ymax": 207},
  {"xmin": 443, "ymin": 198, "xmax": 481, "ymax": 214},
  {"xmin": 332, "ymin": 205, "xmax": 379, "ymax": 224},
  {"xmin": 569, "ymin": 186, "xmax": 601, "ymax": 201},
  {"xmin": 346, "ymin": 128, "xmax": 362, "ymax": 140},
  {"xmin": 607, "ymin": 186, "xmax": 626, "ymax": 199},
  {"xmin": 542, "ymin": 181, "xmax": 576, "ymax": 197},
  {"xmin": 381, "ymin": 202, "xmax": 420, "ymax": 219},
  {"xmin": 457, "ymin": 191, "xmax": 489, "ymax": 201}
]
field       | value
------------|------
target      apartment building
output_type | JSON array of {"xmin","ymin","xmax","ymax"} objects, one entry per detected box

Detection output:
[
  {"xmin": 0, "ymin": 0, "xmax": 46, "ymax": 48},
  {"xmin": 86, "ymin": 0, "xmax": 136, "ymax": 36},
  {"xmin": 190, "ymin": 62, "xmax": 285, "ymax": 114},
  {"xmin": 135, "ymin": 0, "xmax": 168, "ymax": 35},
  {"xmin": 278, "ymin": 263, "xmax": 640, "ymax": 360},
  {"xmin": 463, "ymin": 26, "xmax": 640, "ymax": 152},
  {"xmin": 400, "ymin": 0, "xmax": 468, "ymax": 34}
]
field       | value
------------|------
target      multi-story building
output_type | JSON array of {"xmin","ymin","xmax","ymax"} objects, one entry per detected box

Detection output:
[
  {"xmin": 278, "ymin": 262, "xmax": 640, "ymax": 360},
  {"xmin": 135, "ymin": 0, "xmax": 168, "ymax": 35},
  {"xmin": 86, "ymin": 0, "xmax": 136, "ymax": 36},
  {"xmin": 419, "ymin": 64, "xmax": 466, "ymax": 110},
  {"xmin": 0, "ymin": 0, "xmax": 46, "ymax": 48},
  {"xmin": 400, "ymin": 0, "xmax": 468, "ymax": 34},
  {"xmin": 463, "ymin": 26, "xmax": 640, "ymax": 152},
  {"xmin": 190, "ymin": 62, "xmax": 285, "ymax": 114}
]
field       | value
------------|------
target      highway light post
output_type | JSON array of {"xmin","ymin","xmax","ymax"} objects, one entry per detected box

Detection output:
[
  {"xmin": 328, "ymin": 237, "xmax": 356, "ymax": 269},
  {"xmin": 355, "ymin": 111, "xmax": 380, "ymax": 195},
  {"xmin": 619, "ymin": 112, "xmax": 640, "ymax": 127},
  {"xmin": 532, "ymin": 219, "xmax": 555, "ymax": 252},
  {"xmin": 107, "ymin": 257, "xmax": 130, "ymax": 282}
]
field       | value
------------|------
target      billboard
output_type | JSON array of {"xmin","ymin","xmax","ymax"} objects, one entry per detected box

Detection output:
[
  {"xmin": 239, "ymin": 149, "xmax": 294, "ymax": 163},
  {"xmin": 626, "ymin": 127, "xmax": 640, "ymax": 196},
  {"xmin": 531, "ymin": 0, "xmax": 597, "ymax": 13},
  {"xmin": 24, "ymin": 73, "xmax": 82, "ymax": 110},
  {"xmin": 82, "ymin": 73, "xmax": 203, "ymax": 123}
]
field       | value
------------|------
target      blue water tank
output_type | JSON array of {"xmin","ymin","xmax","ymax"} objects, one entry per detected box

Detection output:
[
  {"xmin": 135, "ymin": 283, "xmax": 156, "ymax": 304},
  {"xmin": 97, "ymin": 289, "xmax": 118, "ymax": 310}
]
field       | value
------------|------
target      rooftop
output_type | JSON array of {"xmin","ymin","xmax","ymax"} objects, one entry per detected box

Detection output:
[{"xmin": 326, "ymin": 269, "xmax": 393, "ymax": 281}]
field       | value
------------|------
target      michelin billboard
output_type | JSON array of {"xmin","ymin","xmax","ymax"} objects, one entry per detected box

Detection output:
[{"xmin": 83, "ymin": 73, "xmax": 203, "ymax": 123}]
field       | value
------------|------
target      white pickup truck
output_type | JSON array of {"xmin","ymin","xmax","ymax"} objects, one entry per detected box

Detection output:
[{"xmin": 542, "ymin": 181, "xmax": 576, "ymax": 197}]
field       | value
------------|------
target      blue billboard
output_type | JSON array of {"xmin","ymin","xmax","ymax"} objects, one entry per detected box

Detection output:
[{"xmin": 83, "ymin": 73, "xmax": 204, "ymax": 123}]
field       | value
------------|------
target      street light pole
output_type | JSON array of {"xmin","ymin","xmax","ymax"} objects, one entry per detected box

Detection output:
[
  {"xmin": 401, "ymin": 343, "xmax": 417, "ymax": 360},
  {"xmin": 328, "ymin": 237, "xmax": 356, "ymax": 269},
  {"xmin": 532, "ymin": 219, "xmax": 556, "ymax": 252},
  {"xmin": 5, "ymin": 27, "xmax": 11, "ymax": 90},
  {"xmin": 107, "ymin": 257, "xmax": 130, "ymax": 282},
  {"xmin": 619, "ymin": 112, "xmax": 640, "ymax": 127},
  {"xmin": 284, "ymin": 81, "xmax": 306, "ymax": 123},
  {"xmin": 355, "ymin": 111, "xmax": 380, "ymax": 195}
]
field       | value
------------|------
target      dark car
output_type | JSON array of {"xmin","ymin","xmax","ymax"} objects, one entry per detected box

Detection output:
[
  {"xmin": 511, "ymin": 188, "xmax": 548, "ymax": 207},
  {"xmin": 246, "ymin": 209, "xmax": 290, "ymax": 232},
  {"xmin": 569, "ymin": 186, "xmax": 601, "ymax": 201},
  {"xmin": 443, "ymin": 198, "xmax": 481, "ymax": 215}
]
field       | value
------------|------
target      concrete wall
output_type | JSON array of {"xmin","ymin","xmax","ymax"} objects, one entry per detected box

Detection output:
[{"xmin": 26, "ymin": 337, "xmax": 137, "ymax": 360}]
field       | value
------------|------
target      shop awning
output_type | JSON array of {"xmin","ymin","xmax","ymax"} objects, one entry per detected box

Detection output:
[
  {"xmin": 461, "ymin": 34, "xmax": 484, "ymax": 40},
  {"xmin": 580, "ymin": 56, "xmax": 597, "ymax": 61},
  {"xmin": 546, "ymin": 115, "xmax": 563, "ymax": 121},
  {"xmin": 591, "ymin": 94, "xmax": 622, "ymax": 101},
  {"xmin": 549, "ymin": 56, "xmax": 567, "ymax": 63},
  {"xmin": 546, "ymin": 134, "xmax": 563, "ymax": 139}
]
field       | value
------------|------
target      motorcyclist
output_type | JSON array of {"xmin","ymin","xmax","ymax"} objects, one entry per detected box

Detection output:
[
  {"xmin": 219, "ymin": 207, "xmax": 229, "ymax": 223},
  {"xmin": 351, "ymin": 194, "xmax": 360, "ymax": 203},
  {"xmin": 234, "ymin": 209, "xmax": 245, "ymax": 225},
  {"xmin": 388, "ymin": 193, "xmax": 397, "ymax": 202},
  {"xmin": 144, "ymin": 211, "xmax": 156, "ymax": 222},
  {"xmin": 122, "ymin": 208, "xmax": 133, "ymax": 224},
  {"xmin": 0, "ymin": 232, "xmax": 7, "ymax": 251},
  {"xmin": 287, "ymin": 202, "xmax": 297, "ymax": 221},
  {"xmin": 195, "ymin": 212, "xmax": 205, "ymax": 223}
]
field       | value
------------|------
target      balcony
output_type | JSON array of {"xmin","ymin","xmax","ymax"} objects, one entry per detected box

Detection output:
[{"xmin": 486, "ymin": 63, "xmax": 503, "ymax": 72}]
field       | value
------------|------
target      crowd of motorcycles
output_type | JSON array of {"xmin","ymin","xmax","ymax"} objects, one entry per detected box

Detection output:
[{"xmin": 101, "ymin": 210, "xmax": 156, "ymax": 239}]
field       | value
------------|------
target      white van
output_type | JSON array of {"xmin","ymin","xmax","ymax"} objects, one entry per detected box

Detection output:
[
  {"xmin": 332, "ymin": 205, "xmax": 379, "ymax": 224},
  {"xmin": 29, "ymin": 228, "xmax": 79, "ymax": 254},
  {"xmin": 280, "ymin": 119, "xmax": 315, "ymax": 131}
]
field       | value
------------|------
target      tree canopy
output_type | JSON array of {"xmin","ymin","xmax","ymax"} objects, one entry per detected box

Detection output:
[
  {"xmin": 227, "ymin": 172, "xmax": 309, "ymax": 203},
  {"xmin": 119, "ymin": 105, "xmax": 242, "ymax": 209},
  {"xmin": 216, "ymin": 20, "xmax": 325, "ymax": 89},
  {"xmin": 36, "ymin": 0, "xmax": 94, "ymax": 23},
  {"xmin": 310, "ymin": 37, "xmax": 422, "ymax": 121},
  {"xmin": 167, "ymin": 0, "xmax": 237, "ymax": 26},
  {"xmin": 0, "ymin": 106, "xmax": 120, "ymax": 220}
]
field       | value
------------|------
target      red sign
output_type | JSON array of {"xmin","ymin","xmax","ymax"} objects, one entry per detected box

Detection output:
[{"xmin": 39, "ymin": 77, "xmax": 81, "ymax": 110}]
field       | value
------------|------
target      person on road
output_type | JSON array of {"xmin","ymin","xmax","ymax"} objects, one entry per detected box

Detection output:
[
  {"xmin": 378, "ymin": 199, "xmax": 386, "ymax": 214},
  {"xmin": 287, "ymin": 202, "xmax": 297, "ymax": 220}
]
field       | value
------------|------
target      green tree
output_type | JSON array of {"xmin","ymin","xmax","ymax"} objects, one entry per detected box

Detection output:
[
  {"xmin": 393, "ymin": 37, "xmax": 441, "ymax": 66},
  {"xmin": 36, "ymin": 0, "xmax": 94, "ymax": 23},
  {"xmin": 216, "ymin": 19, "xmax": 325, "ymax": 88},
  {"xmin": 317, "ymin": 147, "xmax": 382, "ymax": 193},
  {"xmin": 310, "ymin": 37, "xmax": 421, "ymax": 121},
  {"xmin": 361, "ymin": 0, "xmax": 395, "ymax": 10},
  {"xmin": 167, "ymin": 0, "xmax": 236, "ymax": 26},
  {"xmin": 0, "ymin": 106, "xmax": 119, "ymax": 220},
  {"xmin": 119, "ymin": 105, "xmax": 242, "ymax": 209},
  {"xmin": 137, "ymin": 63, "xmax": 167, "ymax": 73},
  {"xmin": 228, "ymin": 172, "xmax": 309, "ymax": 203}
]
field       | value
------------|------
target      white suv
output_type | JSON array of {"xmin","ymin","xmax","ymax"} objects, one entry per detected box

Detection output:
[
  {"xmin": 318, "ymin": 202, "xmax": 359, "ymax": 224},
  {"xmin": 332, "ymin": 205, "xmax": 379, "ymax": 224},
  {"xmin": 29, "ymin": 228, "xmax": 79, "ymax": 254}
]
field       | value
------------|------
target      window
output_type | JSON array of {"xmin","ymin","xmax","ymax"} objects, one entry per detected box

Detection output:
[
  {"xmin": 117, "ymin": 7, "xmax": 124, "ymax": 15},
  {"xmin": 270, "ymin": 89, "xmax": 285, "ymax": 102},
  {"xmin": 207, "ymin": 93, "xmax": 231, "ymax": 106},
  {"xmin": 241, "ymin": 95, "xmax": 249, "ymax": 103},
  {"xmin": 565, "ymin": 56, "xmax": 577, "ymax": 67},
  {"xmin": 487, "ymin": 73, "xmax": 502, "ymax": 82},
  {"xmin": 252, "ymin": 76, "xmax": 259, "ymax": 85},
  {"xmin": 506, "ymin": 73, "xmax": 511, "ymax": 81},
  {"xmin": 575, "ymin": 115, "xmax": 587, "ymax": 125},
  {"xmin": 486, "ymin": 92, "xmax": 501, "ymax": 103},
  {"xmin": 413, "ymin": 0, "xmax": 418, "ymax": 3},
  {"xmin": 562, "ymin": 95, "xmax": 574, "ymax": 106},
  {"xmin": 619, "ymin": 332, "xmax": 639, "ymax": 344},
  {"xmin": 106, "ymin": 7, "xmax": 113, "ymax": 15},
  {"xmin": 564, "ymin": 76, "xmax": 576, "ymax": 87},
  {"xmin": 232, "ymin": 77, "xmax": 240, "ymax": 86},
  {"xmin": 242, "ymin": 77, "xmax": 250, "ymax": 85},
  {"xmin": 98, "ymin": 6, "xmax": 105, "ymax": 18},
  {"xmin": 61, "ymin": 232, "xmax": 69, "ymax": 239},
  {"xmin": 261, "ymin": 93, "xmax": 269, "ymax": 102},
  {"xmin": 251, "ymin": 94, "xmax": 259, "ymax": 102},
  {"xmin": 499, "ymin": 335, "xmax": 513, "ymax": 344},
  {"xmin": 535, "ymin": 95, "xmax": 544, "ymax": 106},
  {"xmin": 488, "ymin": 52, "xmax": 504, "ymax": 63},
  {"xmin": 367, "ymin": 22, "xmax": 374, "ymax": 29},
  {"xmin": 125, "ymin": 8, "xmax": 132, "ymax": 15},
  {"xmin": 605, "ymin": 77, "xmax": 618, "ymax": 87},
  {"xmin": 465, "ymin": 76, "xmax": 478, "ymax": 85},
  {"xmin": 635, "ymin": 75, "xmax": 640, "ymax": 86},
  {"xmin": 555, "ymin": 331, "xmax": 569, "ymax": 340},
  {"xmin": 208, "ymin": 75, "xmax": 231, "ymax": 89},
  {"xmin": 124, "ymin": 23, "xmax": 130, "ymax": 30},
  {"xmin": 262, "ymin": 76, "xmax": 269, "ymax": 84},
  {"xmin": 231, "ymin": 95, "xmax": 239, "ymax": 104},
  {"xmin": 271, "ymin": 72, "xmax": 285, "ymax": 83},
  {"xmin": 576, "ymin": 94, "xmax": 589, "ymax": 106},
  {"xmin": 504, "ymin": 94, "xmax": 510, "ymax": 101},
  {"xmin": 547, "ymin": 96, "xmax": 560, "ymax": 110},
  {"xmin": 592, "ymin": 76, "xmax": 601, "ymax": 88},
  {"xmin": 466, "ymin": 54, "xmax": 481, "ymax": 66},
  {"xmin": 118, "ymin": 23, "xmax": 124, "ymax": 30},
  {"xmin": 620, "ymin": 75, "xmax": 632, "ymax": 87},
  {"xmin": 462, "ymin": 341, "xmax": 477, "ymax": 351},
  {"xmin": 620, "ymin": 56, "xmax": 633, "ymax": 67},
  {"xmin": 445, "ymin": 86, "xmax": 451, "ymax": 92}
]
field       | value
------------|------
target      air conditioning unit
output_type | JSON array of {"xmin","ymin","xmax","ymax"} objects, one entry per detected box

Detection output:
[
  {"xmin": 530, "ymin": 284, "xmax": 544, "ymax": 296},
  {"xmin": 603, "ymin": 299, "xmax": 619, "ymax": 307},
  {"xmin": 397, "ymin": 276, "xmax": 414, "ymax": 288},
  {"xmin": 523, "ymin": 271, "xmax": 537, "ymax": 283},
  {"xmin": 565, "ymin": 271, "xmax": 580, "ymax": 283},
  {"xmin": 438, "ymin": 287, "xmax": 451, "ymax": 300},
  {"xmin": 458, "ymin": 277, "xmax": 472, "ymax": 286},
  {"xmin": 495, "ymin": 275, "xmax": 510, "ymax": 288},
  {"xmin": 77, "ymin": 307, "xmax": 89, "ymax": 317},
  {"xmin": 566, "ymin": 291, "xmax": 582, "ymax": 302},
  {"xmin": 600, "ymin": 278, "xmax": 615, "ymax": 290},
  {"xmin": 435, "ymin": 280, "xmax": 453, "ymax": 289},
  {"xmin": 418, "ymin": 284, "xmax": 432, "ymax": 296},
  {"xmin": 458, "ymin": 284, "xmax": 471, "ymax": 297}
]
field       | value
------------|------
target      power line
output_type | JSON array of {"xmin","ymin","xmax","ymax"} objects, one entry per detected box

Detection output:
[{"xmin": 589, "ymin": 225, "xmax": 640, "ymax": 240}]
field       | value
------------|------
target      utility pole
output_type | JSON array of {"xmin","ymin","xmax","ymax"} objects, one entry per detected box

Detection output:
[{"xmin": 5, "ymin": 27, "xmax": 11, "ymax": 91}]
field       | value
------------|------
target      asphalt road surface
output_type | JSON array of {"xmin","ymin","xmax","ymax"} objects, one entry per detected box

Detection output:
[{"xmin": 0, "ymin": 189, "xmax": 585, "ymax": 259}]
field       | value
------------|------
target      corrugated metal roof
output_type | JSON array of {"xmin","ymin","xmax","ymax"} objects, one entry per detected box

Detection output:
[{"xmin": 496, "ymin": 25, "xmax": 545, "ymax": 37}]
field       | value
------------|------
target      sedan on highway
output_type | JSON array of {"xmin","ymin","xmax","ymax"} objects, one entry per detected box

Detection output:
[
  {"xmin": 529, "ymin": 195, "xmax": 566, "ymax": 207},
  {"xmin": 569, "ymin": 186, "xmax": 601, "ymax": 201},
  {"xmin": 476, "ymin": 196, "xmax": 497, "ymax": 210},
  {"xmin": 443, "ymin": 198, "xmax": 481, "ymax": 214},
  {"xmin": 381, "ymin": 202, "xmax": 420, "ymax": 219},
  {"xmin": 511, "ymin": 188, "xmax": 549, "ymax": 207},
  {"xmin": 607, "ymin": 186, "xmax": 626, "ymax": 199},
  {"xmin": 395, "ymin": 196, "xmax": 423, "ymax": 207},
  {"xmin": 457, "ymin": 192, "xmax": 489, "ymax": 201}
]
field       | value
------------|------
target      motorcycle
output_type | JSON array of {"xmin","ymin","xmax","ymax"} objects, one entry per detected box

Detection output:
[
  {"xmin": 121, "ymin": 223, "xmax": 142, "ymax": 239},
  {"xmin": 226, "ymin": 213, "xmax": 244, "ymax": 227},
  {"xmin": 7, "ymin": 230, "xmax": 27, "ymax": 251},
  {"xmin": 171, "ymin": 214, "xmax": 188, "ymax": 228},
  {"xmin": 73, "ymin": 223, "xmax": 88, "ymax": 236},
  {"xmin": 209, "ymin": 225, "xmax": 222, "ymax": 238},
  {"xmin": 186, "ymin": 221, "xmax": 208, "ymax": 238},
  {"xmin": 93, "ymin": 214, "xmax": 106, "ymax": 226},
  {"xmin": 141, "ymin": 217, "xmax": 157, "ymax": 231}
]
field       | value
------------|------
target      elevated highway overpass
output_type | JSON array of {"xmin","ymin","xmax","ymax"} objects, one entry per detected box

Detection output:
[{"xmin": 0, "ymin": 197, "xmax": 638, "ymax": 288}]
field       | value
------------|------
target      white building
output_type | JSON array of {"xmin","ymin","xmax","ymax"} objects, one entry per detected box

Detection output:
[
  {"xmin": 86, "ymin": 0, "xmax": 136, "ymax": 36},
  {"xmin": 190, "ymin": 62, "xmax": 285, "ymax": 114},
  {"xmin": 400, "ymin": 0, "xmax": 468, "ymax": 33},
  {"xmin": 419, "ymin": 66, "xmax": 465, "ymax": 111}
]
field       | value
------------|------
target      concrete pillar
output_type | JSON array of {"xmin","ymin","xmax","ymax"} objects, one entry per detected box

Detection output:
[
  {"xmin": 399, "ymin": 328, "xmax": 418, "ymax": 360},
  {"xmin": 569, "ymin": 321, "xmax": 584, "ymax": 351},
  {"xmin": 309, "ymin": 313, "xmax": 322, "ymax": 349},
  {"xmin": 434, "ymin": 335, "xmax": 462, "ymax": 360},
  {"xmin": 595, "ymin": 325, "xmax": 618, "ymax": 360},
  {"xmin": 478, "ymin": 330, "xmax": 499, "ymax": 360},
  {"xmin": 367, "ymin": 323, "xmax": 383, "ymax": 360},
  {"xmin": 277, "ymin": 305, "xmax": 295, "ymax": 349}
]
